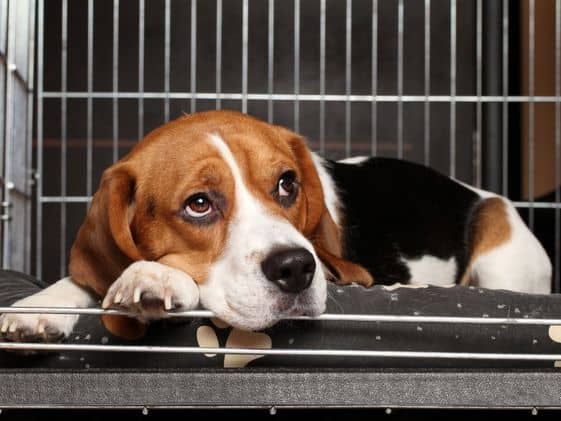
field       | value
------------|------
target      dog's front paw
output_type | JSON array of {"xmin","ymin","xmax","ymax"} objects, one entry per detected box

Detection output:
[
  {"xmin": 102, "ymin": 261, "xmax": 200, "ymax": 322},
  {"xmin": 0, "ymin": 294, "xmax": 78, "ymax": 345}
]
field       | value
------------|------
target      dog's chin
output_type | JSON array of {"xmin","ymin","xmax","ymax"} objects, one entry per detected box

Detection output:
[{"xmin": 212, "ymin": 295, "xmax": 326, "ymax": 332}]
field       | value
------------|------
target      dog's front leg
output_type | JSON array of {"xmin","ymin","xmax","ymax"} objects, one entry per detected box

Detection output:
[
  {"xmin": 102, "ymin": 260, "xmax": 200, "ymax": 323},
  {"xmin": 0, "ymin": 277, "xmax": 96, "ymax": 343}
]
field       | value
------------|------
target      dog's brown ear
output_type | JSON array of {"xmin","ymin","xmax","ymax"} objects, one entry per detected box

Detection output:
[
  {"xmin": 68, "ymin": 163, "xmax": 146, "ymax": 339},
  {"xmin": 287, "ymin": 134, "xmax": 374, "ymax": 288},
  {"xmin": 285, "ymin": 134, "xmax": 326, "ymax": 238}
]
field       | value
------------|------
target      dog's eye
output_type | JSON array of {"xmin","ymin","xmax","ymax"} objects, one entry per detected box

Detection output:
[
  {"xmin": 274, "ymin": 170, "xmax": 299, "ymax": 208},
  {"xmin": 278, "ymin": 171, "xmax": 297, "ymax": 197},
  {"xmin": 185, "ymin": 193, "xmax": 213, "ymax": 218}
]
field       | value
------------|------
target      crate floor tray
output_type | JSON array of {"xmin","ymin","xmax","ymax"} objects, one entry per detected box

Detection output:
[{"xmin": 0, "ymin": 368, "xmax": 561, "ymax": 409}]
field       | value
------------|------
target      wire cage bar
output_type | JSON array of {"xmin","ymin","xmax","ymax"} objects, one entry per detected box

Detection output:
[
  {"xmin": 4, "ymin": 342, "xmax": 561, "ymax": 361},
  {"xmin": 4, "ymin": 305, "xmax": 561, "ymax": 325},
  {"xmin": 0, "ymin": 0, "xmax": 35, "ymax": 274}
]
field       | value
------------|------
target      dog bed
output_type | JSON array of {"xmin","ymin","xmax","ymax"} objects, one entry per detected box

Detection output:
[{"xmin": 0, "ymin": 269, "xmax": 561, "ymax": 370}]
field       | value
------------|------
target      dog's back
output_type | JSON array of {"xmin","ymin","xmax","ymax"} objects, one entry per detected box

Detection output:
[{"xmin": 325, "ymin": 156, "xmax": 552, "ymax": 293}]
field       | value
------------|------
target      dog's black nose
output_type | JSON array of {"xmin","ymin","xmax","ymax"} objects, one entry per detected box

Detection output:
[{"xmin": 261, "ymin": 248, "xmax": 316, "ymax": 293}]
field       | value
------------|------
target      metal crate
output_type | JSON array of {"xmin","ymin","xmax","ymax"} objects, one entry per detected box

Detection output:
[{"xmin": 1, "ymin": 3, "xmax": 561, "ymax": 412}]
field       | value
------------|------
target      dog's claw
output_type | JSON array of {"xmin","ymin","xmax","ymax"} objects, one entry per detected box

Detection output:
[
  {"xmin": 1, "ymin": 319, "xmax": 9, "ymax": 333},
  {"xmin": 133, "ymin": 287, "xmax": 141, "ymax": 304},
  {"xmin": 101, "ymin": 261, "xmax": 200, "ymax": 322},
  {"xmin": 164, "ymin": 294, "xmax": 172, "ymax": 311},
  {"xmin": 37, "ymin": 320, "xmax": 46, "ymax": 335},
  {"xmin": 114, "ymin": 291, "xmax": 122, "ymax": 304},
  {"xmin": 8, "ymin": 322, "xmax": 17, "ymax": 333}
]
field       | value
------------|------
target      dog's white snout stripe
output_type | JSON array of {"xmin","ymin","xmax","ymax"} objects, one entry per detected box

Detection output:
[
  {"xmin": 200, "ymin": 133, "xmax": 327, "ymax": 331},
  {"xmin": 208, "ymin": 134, "xmax": 258, "ymax": 213}
]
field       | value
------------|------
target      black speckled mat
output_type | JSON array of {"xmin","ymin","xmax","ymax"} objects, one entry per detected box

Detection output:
[{"xmin": 1, "ymin": 270, "xmax": 561, "ymax": 369}]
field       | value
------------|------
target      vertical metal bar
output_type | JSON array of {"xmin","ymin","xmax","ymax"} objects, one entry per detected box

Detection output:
[
  {"xmin": 164, "ymin": 0, "xmax": 170, "ymax": 122},
  {"xmin": 345, "ymin": 0, "xmax": 351, "ymax": 157},
  {"xmin": 216, "ymin": 0, "xmax": 222, "ymax": 109},
  {"xmin": 294, "ymin": 0, "xmax": 300, "ymax": 132},
  {"xmin": 319, "ymin": 0, "xmax": 326, "ymax": 155},
  {"xmin": 267, "ymin": 0, "xmax": 274, "ymax": 122},
  {"xmin": 242, "ymin": 0, "xmax": 248, "ymax": 114},
  {"xmin": 397, "ymin": 0, "xmax": 403, "ymax": 159},
  {"xmin": 2, "ymin": 0, "xmax": 15, "ymax": 268},
  {"xmin": 36, "ymin": 0, "xmax": 44, "ymax": 277},
  {"xmin": 528, "ymin": 0, "xmax": 535, "ymax": 230},
  {"xmin": 0, "ymin": 0, "xmax": 6, "ymax": 169},
  {"xmin": 190, "ymin": 0, "xmax": 197, "ymax": 113},
  {"xmin": 483, "ymin": 1, "xmax": 502, "ymax": 192},
  {"xmin": 60, "ymin": 0, "xmax": 68, "ymax": 277},
  {"xmin": 112, "ymin": 0, "xmax": 119, "ymax": 163},
  {"xmin": 475, "ymin": 0, "xmax": 482, "ymax": 188},
  {"xmin": 0, "ymin": 1, "xmax": 6, "ymax": 222},
  {"xmin": 26, "ymin": 0, "xmax": 37, "ymax": 272},
  {"xmin": 502, "ymin": 0, "xmax": 509, "ymax": 196},
  {"xmin": 424, "ymin": 0, "xmax": 430, "ymax": 165},
  {"xmin": 554, "ymin": 0, "xmax": 560, "ymax": 292},
  {"xmin": 449, "ymin": 0, "xmax": 456, "ymax": 178},
  {"xmin": 86, "ymin": 0, "xmax": 93, "ymax": 198},
  {"xmin": 138, "ymin": 0, "xmax": 144, "ymax": 139},
  {"xmin": 371, "ymin": 0, "xmax": 377, "ymax": 156}
]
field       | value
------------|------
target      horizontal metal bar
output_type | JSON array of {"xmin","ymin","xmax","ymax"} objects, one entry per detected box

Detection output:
[
  {"xmin": 37, "ymin": 195, "xmax": 561, "ymax": 209},
  {"xmin": 512, "ymin": 201, "xmax": 561, "ymax": 209},
  {"xmin": 42, "ymin": 92, "xmax": 561, "ymax": 103},
  {"xmin": 1, "ymin": 342, "xmax": 560, "ymax": 360},
  {"xmin": 1, "ymin": 306, "xmax": 560, "ymax": 326},
  {"xmin": 40, "ymin": 196, "xmax": 91, "ymax": 203}
]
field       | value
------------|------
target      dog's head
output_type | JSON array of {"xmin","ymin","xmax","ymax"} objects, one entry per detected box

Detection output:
[{"xmin": 69, "ymin": 110, "xmax": 371, "ymax": 337}]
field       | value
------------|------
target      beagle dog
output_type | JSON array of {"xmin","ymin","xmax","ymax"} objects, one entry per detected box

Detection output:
[{"xmin": 0, "ymin": 110, "xmax": 552, "ymax": 341}]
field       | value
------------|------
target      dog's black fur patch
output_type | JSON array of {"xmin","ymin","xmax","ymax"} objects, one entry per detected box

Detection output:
[{"xmin": 327, "ymin": 157, "xmax": 481, "ymax": 285}]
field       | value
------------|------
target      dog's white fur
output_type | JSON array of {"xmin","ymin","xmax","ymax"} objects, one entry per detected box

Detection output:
[
  {"xmin": 403, "ymin": 255, "xmax": 458, "ymax": 287},
  {"xmin": 469, "ymin": 197, "xmax": 552, "ymax": 294},
  {"xmin": 0, "ymin": 277, "xmax": 95, "ymax": 340}
]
